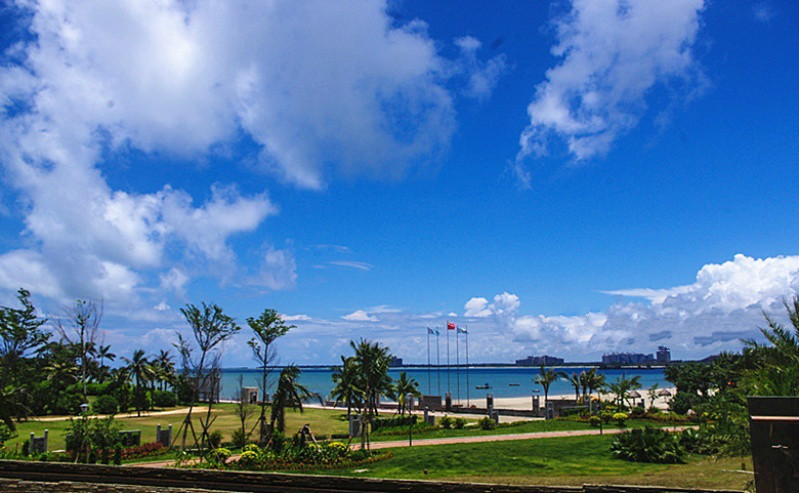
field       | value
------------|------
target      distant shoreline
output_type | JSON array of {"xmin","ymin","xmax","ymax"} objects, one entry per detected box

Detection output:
[{"xmin": 219, "ymin": 363, "xmax": 680, "ymax": 371}]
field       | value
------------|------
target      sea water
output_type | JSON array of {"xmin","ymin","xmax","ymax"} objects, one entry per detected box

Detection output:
[{"xmin": 217, "ymin": 366, "xmax": 669, "ymax": 402}]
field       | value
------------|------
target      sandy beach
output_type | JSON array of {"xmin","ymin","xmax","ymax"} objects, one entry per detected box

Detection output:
[{"xmin": 451, "ymin": 387, "xmax": 676, "ymax": 411}]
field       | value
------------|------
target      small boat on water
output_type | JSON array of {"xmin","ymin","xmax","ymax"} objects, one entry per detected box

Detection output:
[
  {"xmin": 475, "ymin": 383, "xmax": 491, "ymax": 390},
  {"xmin": 509, "ymin": 383, "xmax": 520, "ymax": 387}
]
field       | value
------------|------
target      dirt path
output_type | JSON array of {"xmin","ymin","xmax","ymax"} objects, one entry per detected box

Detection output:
[{"xmin": 128, "ymin": 426, "xmax": 695, "ymax": 468}]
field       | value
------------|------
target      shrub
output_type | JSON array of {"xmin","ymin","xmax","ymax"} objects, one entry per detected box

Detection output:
[
  {"xmin": 209, "ymin": 447, "xmax": 231, "ymax": 465},
  {"xmin": 93, "ymin": 395, "xmax": 119, "ymax": 415},
  {"xmin": 371, "ymin": 415, "xmax": 417, "ymax": 431},
  {"xmin": 599, "ymin": 410, "xmax": 614, "ymax": 424},
  {"xmin": 612, "ymin": 412, "xmax": 628, "ymax": 427},
  {"xmin": 52, "ymin": 392, "xmax": 84, "ymax": 415},
  {"xmin": 325, "ymin": 441, "xmax": 349, "ymax": 458},
  {"xmin": 113, "ymin": 443, "xmax": 123, "ymax": 465},
  {"xmin": 86, "ymin": 382, "xmax": 110, "ymax": 396},
  {"xmin": 208, "ymin": 430, "xmax": 223, "ymax": 449},
  {"xmin": 152, "ymin": 390, "xmax": 177, "ymax": 408},
  {"xmin": 0, "ymin": 423, "xmax": 16, "ymax": 445},
  {"xmin": 589, "ymin": 416, "xmax": 601, "ymax": 427},
  {"xmin": 120, "ymin": 442, "xmax": 165, "ymax": 459},
  {"xmin": 478, "ymin": 417, "xmax": 496, "ymax": 430},
  {"xmin": 238, "ymin": 450, "xmax": 259, "ymax": 468},
  {"xmin": 611, "ymin": 427, "xmax": 685, "ymax": 463},
  {"xmin": 454, "ymin": 418, "xmax": 467, "ymax": 429},
  {"xmin": 439, "ymin": 416, "xmax": 453, "ymax": 429},
  {"xmin": 231, "ymin": 428, "xmax": 248, "ymax": 448}
]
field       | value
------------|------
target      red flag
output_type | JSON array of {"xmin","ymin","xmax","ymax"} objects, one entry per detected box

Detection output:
[{"xmin": 447, "ymin": 322, "xmax": 456, "ymax": 330}]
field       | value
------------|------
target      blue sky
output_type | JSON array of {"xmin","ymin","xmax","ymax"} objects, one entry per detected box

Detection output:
[{"xmin": 0, "ymin": 0, "xmax": 797, "ymax": 366}]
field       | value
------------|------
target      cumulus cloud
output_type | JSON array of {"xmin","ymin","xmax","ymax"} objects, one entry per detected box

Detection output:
[
  {"xmin": 516, "ymin": 0, "xmax": 705, "ymax": 183},
  {"xmin": 0, "ymin": 0, "xmax": 503, "ymax": 312},
  {"xmin": 341, "ymin": 309, "xmax": 379, "ymax": 322},
  {"xmin": 466, "ymin": 254, "xmax": 799, "ymax": 359}
]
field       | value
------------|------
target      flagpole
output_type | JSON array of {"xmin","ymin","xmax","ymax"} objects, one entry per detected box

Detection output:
[
  {"xmin": 446, "ymin": 322, "xmax": 450, "ymax": 394},
  {"xmin": 465, "ymin": 326, "xmax": 470, "ymax": 407},
  {"xmin": 456, "ymin": 326, "xmax": 460, "ymax": 405},
  {"xmin": 426, "ymin": 328, "xmax": 431, "ymax": 395},
  {"xmin": 436, "ymin": 330, "xmax": 441, "ymax": 396}
]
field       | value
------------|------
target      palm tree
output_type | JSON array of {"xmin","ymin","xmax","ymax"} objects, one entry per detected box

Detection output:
[
  {"xmin": 331, "ymin": 355, "xmax": 363, "ymax": 417},
  {"xmin": 351, "ymin": 339, "xmax": 394, "ymax": 416},
  {"xmin": 587, "ymin": 369, "xmax": 607, "ymax": 401},
  {"xmin": 394, "ymin": 372, "xmax": 421, "ymax": 415},
  {"xmin": 270, "ymin": 365, "xmax": 311, "ymax": 433},
  {"xmin": 647, "ymin": 383, "xmax": 660, "ymax": 411},
  {"xmin": 533, "ymin": 365, "xmax": 565, "ymax": 408},
  {"xmin": 609, "ymin": 373, "xmax": 641, "ymax": 410},
  {"xmin": 123, "ymin": 349, "xmax": 153, "ymax": 417},
  {"xmin": 567, "ymin": 372, "xmax": 581, "ymax": 403},
  {"xmin": 154, "ymin": 349, "xmax": 175, "ymax": 391},
  {"xmin": 742, "ymin": 296, "xmax": 799, "ymax": 395}
]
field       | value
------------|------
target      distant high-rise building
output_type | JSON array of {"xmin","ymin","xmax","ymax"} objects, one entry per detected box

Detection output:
[
  {"xmin": 515, "ymin": 355, "xmax": 564, "ymax": 366},
  {"xmin": 389, "ymin": 356, "xmax": 403, "ymax": 367},
  {"xmin": 656, "ymin": 346, "xmax": 671, "ymax": 363},
  {"xmin": 601, "ymin": 352, "xmax": 654, "ymax": 365}
]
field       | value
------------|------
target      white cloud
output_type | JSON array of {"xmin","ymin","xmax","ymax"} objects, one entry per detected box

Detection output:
[
  {"xmin": 464, "ymin": 297, "xmax": 491, "ymax": 317},
  {"xmin": 0, "ymin": 0, "xmax": 504, "ymax": 312},
  {"xmin": 248, "ymin": 247, "xmax": 297, "ymax": 291},
  {"xmin": 454, "ymin": 36, "xmax": 508, "ymax": 101},
  {"xmin": 516, "ymin": 0, "xmax": 705, "ymax": 182},
  {"xmin": 341, "ymin": 309, "xmax": 379, "ymax": 322},
  {"xmin": 329, "ymin": 260, "xmax": 373, "ymax": 271},
  {"xmin": 282, "ymin": 314, "xmax": 312, "ymax": 322}
]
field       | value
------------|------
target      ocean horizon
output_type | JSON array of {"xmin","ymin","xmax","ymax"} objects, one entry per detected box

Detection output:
[{"xmin": 217, "ymin": 366, "xmax": 670, "ymax": 402}]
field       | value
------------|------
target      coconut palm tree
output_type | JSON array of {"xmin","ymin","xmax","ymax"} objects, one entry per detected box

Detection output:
[
  {"xmin": 533, "ymin": 365, "xmax": 565, "ymax": 407},
  {"xmin": 123, "ymin": 349, "xmax": 153, "ymax": 416},
  {"xmin": 567, "ymin": 372, "xmax": 581, "ymax": 403},
  {"xmin": 647, "ymin": 383, "xmax": 660, "ymax": 410},
  {"xmin": 331, "ymin": 355, "xmax": 363, "ymax": 416},
  {"xmin": 351, "ymin": 339, "xmax": 394, "ymax": 416},
  {"xmin": 154, "ymin": 349, "xmax": 175, "ymax": 391},
  {"xmin": 270, "ymin": 365, "xmax": 310, "ymax": 433},
  {"xmin": 394, "ymin": 372, "xmax": 421, "ymax": 415}
]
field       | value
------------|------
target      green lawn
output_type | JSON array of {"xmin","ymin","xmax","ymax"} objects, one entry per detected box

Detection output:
[
  {"xmin": 370, "ymin": 417, "xmax": 675, "ymax": 442},
  {"xmin": 6, "ymin": 404, "xmax": 349, "ymax": 452},
  {"xmin": 306, "ymin": 434, "xmax": 752, "ymax": 490}
]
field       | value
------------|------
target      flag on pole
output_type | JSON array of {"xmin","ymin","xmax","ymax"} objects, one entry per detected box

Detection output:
[
  {"xmin": 457, "ymin": 327, "xmax": 468, "ymax": 334},
  {"xmin": 447, "ymin": 321, "xmax": 456, "ymax": 330},
  {"xmin": 428, "ymin": 327, "xmax": 435, "ymax": 334}
]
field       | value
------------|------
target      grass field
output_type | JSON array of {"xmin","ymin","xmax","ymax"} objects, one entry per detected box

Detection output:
[
  {"xmin": 6, "ymin": 404, "xmax": 349, "ymax": 452},
  {"xmin": 370, "ymin": 417, "xmax": 673, "ymax": 441},
  {"xmin": 307, "ymin": 434, "xmax": 753, "ymax": 490},
  {"xmin": 7, "ymin": 404, "xmax": 680, "ymax": 453}
]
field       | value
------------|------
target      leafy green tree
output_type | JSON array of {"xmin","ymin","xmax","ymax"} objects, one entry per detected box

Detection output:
[
  {"xmin": 173, "ymin": 302, "xmax": 239, "ymax": 459},
  {"xmin": 394, "ymin": 371, "xmax": 421, "ymax": 415},
  {"xmin": 0, "ymin": 288, "xmax": 49, "ymax": 426},
  {"xmin": 534, "ymin": 365, "xmax": 565, "ymax": 407},
  {"xmin": 270, "ymin": 365, "xmax": 310, "ymax": 433},
  {"xmin": 54, "ymin": 299, "xmax": 102, "ymax": 402},
  {"xmin": 246, "ymin": 309, "xmax": 294, "ymax": 444}
]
